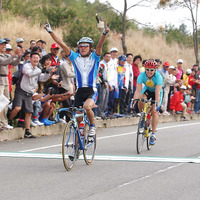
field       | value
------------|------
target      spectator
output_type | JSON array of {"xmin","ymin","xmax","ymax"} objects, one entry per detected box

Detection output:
[
  {"xmin": 161, "ymin": 65, "xmax": 181, "ymax": 115},
  {"xmin": 170, "ymin": 85, "xmax": 188, "ymax": 120},
  {"xmin": 176, "ymin": 59, "xmax": 184, "ymax": 80},
  {"xmin": 4, "ymin": 38, "xmax": 11, "ymax": 44},
  {"xmin": 96, "ymin": 13, "xmax": 105, "ymax": 32},
  {"xmin": 31, "ymin": 46, "xmax": 43, "ymax": 58},
  {"xmin": 158, "ymin": 61, "xmax": 170, "ymax": 89},
  {"xmin": 194, "ymin": 67, "xmax": 200, "ymax": 113},
  {"xmin": 107, "ymin": 47, "xmax": 118, "ymax": 116},
  {"xmin": 29, "ymin": 40, "xmax": 36, "ymax": 51},
  {"xmin": 5, "ymin": 44, "xmax": 13, "ymax": 100},
  {"xmin": 59, "ymin": 50, "xmax": 75, "ymax": 108},
  {"xmin": 0, "ymin": 39, "xmax": 22, "ymax": 130},
  {"xmin": 188, "ymin": 69, "xmax": 197, "ymax": 111},
  {"xmin": 125, "ymin": 53, "xmax": 134, "ymax": 113},
  {"xmin": 16, "ymin": 38, "xmax": 24, "ymax": 51},
  {"xmin": 155, "ymin": 59, "xmax": 162, "ymax": 69},
  {"xmin": 47, "ymin": 43, "xmax": 62, "ymax": 95},
  {"xmin": 98, "ymin": 52, "xmax": 111, "ymax": 118},
  {"xmin": 183, "ymin": 69, "xmax": 192, "ymax": 89},
  {"xmin": 9, "ymin": 52, "xmax": 50, "ymax": 138},
  {"xmin": 132, "ymin": 55, "xmax": 142, "ymax": 97},
  {"xmin": 117, "ymin": 55, "xmax": 127, "ymax": 114}
]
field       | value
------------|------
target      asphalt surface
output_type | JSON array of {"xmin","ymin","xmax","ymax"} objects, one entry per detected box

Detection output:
[{"xmin": 1, "ymin": 120, "xmax": 200, "ymax": 200}]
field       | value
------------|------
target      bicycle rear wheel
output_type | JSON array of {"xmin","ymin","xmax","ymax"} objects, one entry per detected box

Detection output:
[
  {"xmin": 83, "ymin": 123, "xmax": 96, "ymax": 165},
  {"xmin": 136, "ymin": 112, "xmax": 146, "ymax": 154},
  {"xmin": 62, "ymin": 121, "xmax": 76, "ymax": 171}
]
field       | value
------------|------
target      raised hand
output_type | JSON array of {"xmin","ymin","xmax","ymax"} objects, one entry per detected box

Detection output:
[
  {"xmin": 44, "ymin": 20, "xmax": 52, "ymax": 33},
  {"xmin": 103, "ymin": 21, "xmax": 110, "ymax": 35}
]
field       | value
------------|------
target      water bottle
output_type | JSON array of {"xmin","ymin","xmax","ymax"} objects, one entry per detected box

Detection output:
[
  {"xmin": 147, "ymin": 113, "xmax": 151, "ymax": 126},
  {"xmin": 79, "ymin": 121, "xmax": 85, "ymax": 137}
]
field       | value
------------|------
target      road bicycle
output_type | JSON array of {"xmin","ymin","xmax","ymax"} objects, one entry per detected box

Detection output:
[
  {"xmin": 132, "ymin": 98, "xmax": 156, "ymax": 154},
  {"xmin": 57, "ymin": 107, "xmax": 96, "ymax": 171}
]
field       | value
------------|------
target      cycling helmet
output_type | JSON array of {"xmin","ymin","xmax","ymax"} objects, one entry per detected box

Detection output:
[
  {"xmin": 144, "ymin": 59, "xmax": 158, "ymax": 68},
  {"xmin": 186, "ymin": 69, "xmax": 192, "ymax": 75},
  {"xmin": 118, "ymin": 55, "xmax": 126, "ymax": 61},
  {"xmin": 77, "ymin": 37, "xmax": 94, "ymax": 46}
]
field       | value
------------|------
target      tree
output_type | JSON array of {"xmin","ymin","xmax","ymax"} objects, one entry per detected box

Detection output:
[
  {"xmin": 108, "ymin": 0, "xmax": 154, "ymax": 55},
  {"xmin": 159, "ymin": 0, "xmax": 200, "ymax": 66}
]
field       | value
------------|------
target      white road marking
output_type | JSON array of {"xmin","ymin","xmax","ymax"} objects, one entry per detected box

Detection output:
[
  {"xmin": 19, "ymin": 122, "xmax": 200, "ymax": 153},
  {"xmin": 1, "ymin": 152, "xmax": 200, "ymax": 164}
]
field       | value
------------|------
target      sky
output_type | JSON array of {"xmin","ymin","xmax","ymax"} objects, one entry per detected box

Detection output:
[{"xmin": 89, "ymin": 0, "xmax": 198, "ymax": 33}]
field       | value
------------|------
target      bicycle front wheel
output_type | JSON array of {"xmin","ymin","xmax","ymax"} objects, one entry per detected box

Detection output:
[
  {"xmin": 136, "ymin": 112, "xmax": 146, "ymax": 154},
  {"xmin": 62, "ymin": 121, "xmax": 76, "ymax": 171},
  {"xmin": 146, "ymin": 125, "xmax": 152, "ymax": 150},
  {"xmin": 83, "ymin": 123, "xmax": 96, "ymax": 165}
]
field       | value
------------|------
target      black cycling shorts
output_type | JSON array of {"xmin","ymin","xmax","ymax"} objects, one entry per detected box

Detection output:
[
  {"xmin": 74, "ymin": 87, "xmax": 98, "ymax": 108},
  {"xmin": 143, "ymin": 89, "xmax": 155, "ymax": 101}
]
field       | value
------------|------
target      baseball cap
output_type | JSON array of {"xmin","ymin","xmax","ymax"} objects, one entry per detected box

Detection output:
[
  {"xmin": 4, "ymin": 38, "xmax": 10, "ymax": 42},
  {"xmin": 6, "ymin": 44, "xmax": 12, "ymax": 50},
  {"xmin": 164, "ymin": 62, "xmax": 170, "ymax": 67},
  {"xmin": 177, "ymin": 59, "xmax": 183, "ymax": 64},
  {"xmin": 169, "ymin": 65, "xmax": 176, "ymax": 70},
  {"xmin": 51, "ymin": 43, "xmax": 60, "ymax": 49},
  {"xmin": 16, "ymin": 38, "xmax": 24, "ymax": 43},
  {"xmin": 110, "ymin": 47, "xmax": 118, "ymax": 52},
  {"xmin": 0, "ymin": 39, "xmax": 7, "ymax": 44},
  {"xmin": 180, "ymin": 85, "xmax": 186, "ymax": 90}
]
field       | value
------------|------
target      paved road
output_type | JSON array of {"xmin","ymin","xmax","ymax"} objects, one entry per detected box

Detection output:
[{"xmin": 1, "ymin": 120, "xmax": 200, "ymax": 200}]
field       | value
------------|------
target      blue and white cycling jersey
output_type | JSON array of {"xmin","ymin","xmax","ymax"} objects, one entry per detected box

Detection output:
[
  {"xmin": 137, "ymin": 70, "xmax": 163, "ymax": 93},
  {"xmin": 68, "ymin": 50, "xmax": 101, "ymax": 91}
]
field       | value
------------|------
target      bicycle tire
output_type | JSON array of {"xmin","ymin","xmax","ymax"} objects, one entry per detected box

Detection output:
[
  {"xmin": 136, "ymin": 112, "xmax": 146, "ymax": 154},
  {"xmin": 62, "ymin": 121, "xmax": 76, "ymax": 171},
  {"xmin": 83, "ymin": 123, "xmax": 96, "ymax": 165}
]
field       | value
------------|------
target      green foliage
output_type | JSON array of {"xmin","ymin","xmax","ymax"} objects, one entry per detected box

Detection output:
[
  {"xmin": 63, "ymin": 19, "xmax": 108, "ymax": 54},
  {"xmin": 163, "ymin": 24, "xmax": 193, "ymax": 47}
]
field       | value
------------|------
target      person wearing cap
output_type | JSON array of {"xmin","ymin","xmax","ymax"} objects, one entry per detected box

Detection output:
[
  {"xmin": 132, "ymin": 55, "xmax": 142, "ymax": 97},
  {"xmin": 44, "ymin": 20, "xmax": 109, "ymax": 138},
  {"xmin": 29, "ymin": 40, "xmax": 36, "ymax": 51},
  {"xmin": 0, "ymin": 39, "xmax": 23, "ymax": 129},
  {"xmin": 96, "ymin": 13, "xmax": 105, "ymax": 32},
  {"xmin": 161, "ymin": 65, "xmax": 182, "ymax": 115},
  {"xmin": 176, "ymin": 59, "xmax": 184, "ymax": 80},
  {"xmin": 169, "ymin": 85, "xmax": 188, "ymax": 120},
  {"xmin": 116, "ymin": 55, "xmax": 127, "ymax": 114},
  {"xmin": 46, "ymin": 43, "xmax": 62, "ymax": 96},
  {"xmin": 183, "ymin": 69, "xmax": 192, "ymax": 89},
  {"xmin": 16, "ymin": 38, "xmax": 24, "ymax": 50},
  {"xmin": 4, "ymin": 38, "xmax": 10, "ymax": 44}
]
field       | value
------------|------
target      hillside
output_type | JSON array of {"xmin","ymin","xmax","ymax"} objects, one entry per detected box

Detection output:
[{"xmin": 0, "ymin": 14, "xmax": 195, "ymax": 69}]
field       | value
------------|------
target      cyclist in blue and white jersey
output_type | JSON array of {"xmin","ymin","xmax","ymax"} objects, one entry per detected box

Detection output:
[
  {"xmin": 133, "ymin": 59, "xmax": 163, "ymax": 145},
  {"xmin": 44, "ymin": 21, "xmax": 110, "ymax": 136}
]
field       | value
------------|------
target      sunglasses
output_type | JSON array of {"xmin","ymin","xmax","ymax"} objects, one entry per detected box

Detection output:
[
  {"xmin": 79, "ymin": 44, "xmax": 89, "ymax": 48},
  {"xmin": 145, "ymin": 68, "xmax": 155, "ymax": 72},
  {"xmin": 53, "ymin": 48, "xmax": 59, "ymax": 50}
]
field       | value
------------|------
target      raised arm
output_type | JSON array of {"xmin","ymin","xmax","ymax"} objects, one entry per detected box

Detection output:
[
  {"xmin": 44, "ymin": 21, "xmax": 71, "ymax": 56},
  {"xmin": 95, "ymin": 23, "xmax": 110, "ymax": 56}
]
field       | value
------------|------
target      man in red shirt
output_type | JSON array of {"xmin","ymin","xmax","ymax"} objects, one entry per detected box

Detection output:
[{"xmin": 169, "ymin": 85, "xmax": 187, "ymax": 120}]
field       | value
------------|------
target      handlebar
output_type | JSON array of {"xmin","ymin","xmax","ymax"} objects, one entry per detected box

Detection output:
[
  {"xmin": 57, "ymin": 107, "xmax": 87, "ymax": 122},
  {"xmin": 131, "ymin": 98, "xmax": 157, "ymax": 104}
]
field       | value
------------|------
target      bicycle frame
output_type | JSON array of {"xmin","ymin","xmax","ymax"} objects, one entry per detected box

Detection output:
[{"xmin": 58, "ymin": 108, "xmax": 89, "ymax": 150}]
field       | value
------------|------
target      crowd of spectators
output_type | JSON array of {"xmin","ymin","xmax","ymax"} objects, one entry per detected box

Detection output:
[{"xmin": 0, "ymin": 36, "xmax": 200, "ymax": 137}]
